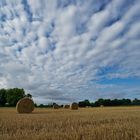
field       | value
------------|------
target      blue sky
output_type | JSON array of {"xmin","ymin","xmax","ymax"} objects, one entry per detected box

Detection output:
[{"xmin": 0, "ymin": 0, "xmax": 140, "ymax": 104}]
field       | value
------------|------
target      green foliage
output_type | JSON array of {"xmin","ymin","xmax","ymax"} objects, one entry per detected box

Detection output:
[
  {"xmin": 79, "ymin": 98, "xmax": 140, "ymax": 107},
  {"xmin": 0, "ymin": 89, "xmax": 7, "ymax": 106},
  {"xmin": 132, "ymin": 98, "xmax": 140, "ymax": 105},
  {"xmin": 26, "ymin": 93, "xmax": 32, "ymax": 98},
  {"xmin": 78, "ymin": 99, "xmax": 90, "ymax": 107},
  {"xmin": 38, "ymin": 104, "xmax": 53, "ymax": 108},
  {"xmin": 0, "ymin": 87, "xmax": 140, "ymax": 108},
  {"xmin": 0, "ymin": 88, "xmax": 31, "ymax": 107},
  {"xmin": 6, "ymin": 88, "xmax": 25, "ymax": 106},
  {"xmin": 35, "ymin": 98, "xmax": 140, "ymax": 108}
]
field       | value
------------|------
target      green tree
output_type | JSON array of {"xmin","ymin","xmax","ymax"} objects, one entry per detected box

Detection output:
[
  {"xmin": 132, "ymin": 98, "xmax": 140, "ymax": 105},
  {"xmin": 6, "ymin": 88, "xmax": 25, "ymax": 106},
  {"xmin": 0, "ymin": 89, "xmax": 7, "ymax": 106},
  {"xmin": 26, "ymin": 93, "xmax": 32, "ymax": 98},
  {"xmin": 94, "ymin": 98, "xmax": 104, "ymax": 106},
  {"xmin": 79, "ymin": 100, "xmax": 90, "ymax": 107}
]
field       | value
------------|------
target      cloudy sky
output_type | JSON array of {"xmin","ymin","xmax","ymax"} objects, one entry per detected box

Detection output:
[{"xmin": 0, "ymin": 0, "xmax": 140, "ymax": 104}]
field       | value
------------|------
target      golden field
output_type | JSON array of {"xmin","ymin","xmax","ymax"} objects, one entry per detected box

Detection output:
[{"xmin": 0, "ymin": 107, "xmax": 140, "ymax": 140}]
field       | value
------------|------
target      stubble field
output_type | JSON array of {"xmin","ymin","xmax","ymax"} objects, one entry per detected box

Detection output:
[{"xmin": 0, "ymin": 106, "xmax": 140, "ymax": 140}]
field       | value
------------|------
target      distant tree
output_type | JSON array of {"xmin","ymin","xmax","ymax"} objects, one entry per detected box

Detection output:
[
  {"xmin": 93, "ymin": 98, "xmax": 132, "ymax": 107},
  {"xmin": 38, "ymin": 104, "xmax": 45, "ymax": 108},
  {"xmin": 47, "ymin": 103, "xmax": 53, "ymax": 108},
  {"xmin": 94, "ymin": 98, "xmax": 104, "ymax": 106},
  {"xmin": 26, "ymin": 93, "xmax": 32, "ymax": 98},
  {"xmin": 34, "ymin": 103, "xmax": 38, "ymax": 107},
  {"xmin": 79, "ymin": 100, "xmax": 90, "ymax": 107},
  {"xmin": 121, "ymin": 99, "xmax": 131, "ymax": 105},
  {"xmin": 60, "ymin": 104, "xmax": 64, "ymax": 108},
  {"xmin": 102, "ymin": 99, "xmax": 111, "ymax": 106},
  {"xmin": 90, "ymin": 102, "xmax": 96, "ymax": 107},
  {"xmin": 84, "ymin": 99, "xmax": 90, "ymax": 106},
  {"xmin": 6, "ymin": 88, "xmax": 25, "ymax": 106},
  {"xmin": 83, "ymin": 98, "xmax": 138, "ymax": 107},
  {"xmin": 132, "ymin": 98, "xmax": 140, "ymax": 105},
  {"xmin": 0, "ymin": 89, "xmax": 7, "ymax": 106},
  {"xmin": 111, "ymin": 99, "xmax": 121, "ymax": 106}
]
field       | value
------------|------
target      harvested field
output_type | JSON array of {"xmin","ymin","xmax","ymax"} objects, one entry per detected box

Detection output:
[{"xmin": 0, "ymin": 107, "xmax": 140, "ymax": 140}]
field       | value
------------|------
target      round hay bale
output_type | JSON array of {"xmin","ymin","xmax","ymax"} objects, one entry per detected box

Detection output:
[
  {"xmin": 16, "ymin": 97, "xmax": 34, "ymax": 113},
  {"xmin": 71, "ymin": 102, "xmax": 78, "ymax": 110},
  {"xmin": 63, "ymin": 104, "xmax": 70, "ymax": 109},
  {"xmin": 53, "ymin": 104, "xmax": 59, "ymax": 109}
]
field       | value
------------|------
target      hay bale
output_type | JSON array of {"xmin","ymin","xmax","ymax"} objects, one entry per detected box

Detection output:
[
  {"xmin": 63, "ymin": 104, "xmax": 70, "ymax": 109},
  {"xmin": 53, "ymin": 104, "xmax": 59, "ymax": 109},
  {"xmin": 16, "ymin": 97, "xmax": 34, "ymax": 113},
  {"xmin": 71, "ymin": 102, "xmax": 78, "ymax": 110}
]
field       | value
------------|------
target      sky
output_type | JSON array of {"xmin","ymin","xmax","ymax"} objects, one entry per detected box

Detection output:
[{"xmin": 0, "ymin": 0, "xmax": 140, "ymax": 104}]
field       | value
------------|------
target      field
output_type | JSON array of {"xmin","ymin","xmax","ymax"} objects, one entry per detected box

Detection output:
[{"xmin": 0, "ymin": 107, "xmax": 140, "ymax": 140}]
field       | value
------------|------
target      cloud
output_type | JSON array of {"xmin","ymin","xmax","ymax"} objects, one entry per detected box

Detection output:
[{"xmin": 0, "ymin": 0, "xmax": 140, "ymax": 104}]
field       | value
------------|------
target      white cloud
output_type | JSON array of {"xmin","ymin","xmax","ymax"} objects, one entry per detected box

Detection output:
[{"xmin": 0, "ymin": 0, "xmax": 140, "ymax": 104}]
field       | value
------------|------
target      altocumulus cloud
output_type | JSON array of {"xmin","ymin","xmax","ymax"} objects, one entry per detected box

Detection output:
[{"xmin": 0, "ymin": 0, "xmax": 140, "ymax": 104}]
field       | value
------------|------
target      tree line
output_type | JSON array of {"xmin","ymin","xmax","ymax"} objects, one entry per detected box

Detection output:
[
  {"xmin": 0, "ymin": 88, "xmax": 32, "ymax": 107},
  {"xmin": 0, "ymin": 88, "xmax": 140, "ymax": 107},
  {"xmin": 78, "ymin": 98, "xmax": 140, "ymax": 107},
  {"xmin": 37, "ymin": 98, "xmax": 140, "ymax": 108}
]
